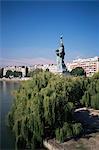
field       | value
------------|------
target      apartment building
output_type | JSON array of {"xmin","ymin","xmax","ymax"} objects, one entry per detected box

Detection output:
[
  {"xmin": 67, "ymin": 56, "xmax": 99, "ymax": 77},
  {"xmin": 35, "ymin": 64, "xmax": 57, "ymax": 73}
]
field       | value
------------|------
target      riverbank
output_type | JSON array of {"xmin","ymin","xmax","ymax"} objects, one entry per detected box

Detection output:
[
  {"xmin": 44, "ymin": 107, "xmax": 99, "ymax": 150},
  {"xmin": 0, "ymin": 77, "xmax": 31, "ymax": 81}
]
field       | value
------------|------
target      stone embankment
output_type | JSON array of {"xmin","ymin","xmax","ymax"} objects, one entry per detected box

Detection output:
[
  {"xmin": 0, "ymin": 77, "xmax": 31, "ymax": 81},
  {"xmin": 43, "ymin": 139, "xmax": 65, "ymax": 150},
  {"xmin": 75, "ymin": 107, "xmax": 99, "ymax": 116}
]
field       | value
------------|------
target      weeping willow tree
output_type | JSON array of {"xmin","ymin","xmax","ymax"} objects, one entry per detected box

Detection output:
[
  {"xmin": 81, "ymin": 73, "xmax": 99, "ymax": 109},
  {"xmin": 8, "ymin": 70, "xmax": 87, "ymax": 149}
]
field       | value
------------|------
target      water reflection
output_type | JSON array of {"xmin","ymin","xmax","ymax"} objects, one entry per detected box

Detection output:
[{"xmin": 0, "ymin": 81, "xmax": 20, "ymax": 149}]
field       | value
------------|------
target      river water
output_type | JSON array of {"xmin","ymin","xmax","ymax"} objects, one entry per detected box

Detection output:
[{"xmin": 0, "ymin": 81, "xmax": 20, "ymax": 150}]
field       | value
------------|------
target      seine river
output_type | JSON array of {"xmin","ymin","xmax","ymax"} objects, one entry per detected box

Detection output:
[{"xmin": 0, "ymin": 81, "xmax": 20, "ymax": 149}]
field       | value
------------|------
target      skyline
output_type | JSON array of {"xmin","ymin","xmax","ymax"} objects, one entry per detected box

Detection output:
[{"xmin": 1, "ymin": 1, "xmax": 99, "ymax": 66}]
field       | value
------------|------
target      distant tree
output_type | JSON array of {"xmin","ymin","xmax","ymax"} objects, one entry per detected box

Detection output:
[
  {"xmin": 0, "ymin": 68, "xmax": 3, "ymax": 78},
  {"xmin": 71, "ymin": 67, "xmax": 86, "ymax": 76},
  {"xmin": 13, "ymin": 71, "xmax": 22, "ymax": 77},
  {"xmin": 25, "ymin": 67, "xmax": 28, "ymax": 77},
  {"xmin": 5, "ymin": 70, "xmax": 13, "ymax": 78},
  {"xmin": 5, "ymin": 70, "xmax": 22, "ymax": 78}
]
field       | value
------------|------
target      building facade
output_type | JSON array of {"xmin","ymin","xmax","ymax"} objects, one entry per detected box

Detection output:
[
  {"xmin": 67, "ymin": 56, "xmax": 99, "ymax": 77},
  {"xmin": 35, "ymin": 64, "xmax": 57, "ymax": 73}
]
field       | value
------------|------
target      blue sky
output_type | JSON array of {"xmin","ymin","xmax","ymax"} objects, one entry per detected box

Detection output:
[{"xmin": 1, "ymin": 0, "xmax": 99, "ymax": 65}]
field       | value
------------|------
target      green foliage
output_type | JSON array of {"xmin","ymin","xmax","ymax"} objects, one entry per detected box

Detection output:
[
  {"xmin": 62, "ymin": 122, "xmax": 72, "ymax": 138},
  {"xmin": 5, "ymin": 70, "xmax": 22, "ymax": 78},
  {"xmin": 5, "ymin": 70, "xmax": 13, "ymax": 78},
  {"xmin": 13, "ymin": 71, "xmax": 22, "ymax": 77},
  {"xmin": 8, "ymin": 70, "xmax": 91, "ymax": 148},
  {"xmin": 81, "ymin": 91, "xmax": 91, "ymax": 107},
  {"xmin": 81, "ymin": 77, "xmax": 99, "ymax": 109},
  {"xmin": 55, "ymin": 128, "xmax": 60, "ymax": 141},
  {"xmin": 71, "ymin": 67, "xmax": 86, "ymax": 76},
  {"xmin": 72, "ymin": 123, "xmax": 83, "ymax": 137},
  {"xmin": 27, "ymin": 68, "xmax": 43, "ymax": 77},
  {"xmin": 91, "ymin": 93, "xmax": 99, "ymax": 109},
  {"xmin": 92, "ymin": 72, "xmax": 99, "ymax": 79},
  {"xmin": 55, "ymin": 122, "xmax": 82, "ymax": 143},
  {"xmin": 16, "ymin": 135, "xmax": 26, "ymax": 149}
]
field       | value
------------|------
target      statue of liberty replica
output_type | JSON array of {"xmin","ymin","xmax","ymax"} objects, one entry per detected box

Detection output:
[{"xmin": 56, "ymin": 35, "xmax": 67, "ymax": 74}]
